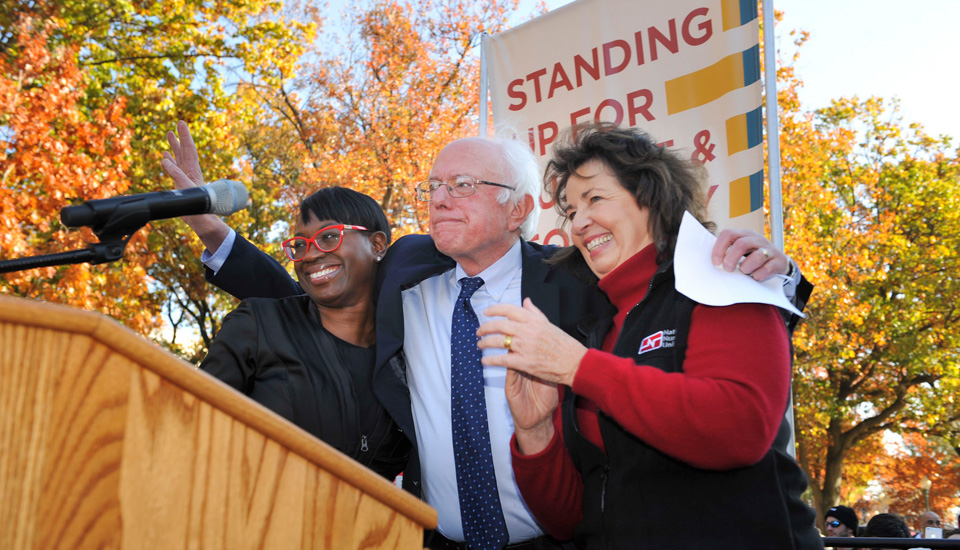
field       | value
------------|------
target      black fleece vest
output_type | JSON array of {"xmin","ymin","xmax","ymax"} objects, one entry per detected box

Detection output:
[{"xmin": 561, "ymin": 261, "xmax": 822, "ymax": 550}]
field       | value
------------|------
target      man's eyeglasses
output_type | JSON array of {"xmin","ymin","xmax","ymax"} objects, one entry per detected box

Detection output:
[
  {"xmin": 825, "ymin": 521, "xmax": 842, "ymax": 528},
  {"xmin": 415, "ymin": 176, "xmax": 516, "ymax": 202},
  {"xmin": 281, "ymin": 224, "xmax": 367, "ymax": 261}
]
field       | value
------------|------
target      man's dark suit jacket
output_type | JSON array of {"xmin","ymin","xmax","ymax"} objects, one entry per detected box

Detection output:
[{"xmin": 207, "ymin": 233, "xmax": 612, "ymax": 497}]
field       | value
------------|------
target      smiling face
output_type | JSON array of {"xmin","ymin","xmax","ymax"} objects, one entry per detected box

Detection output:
[
  {"xmin": 565, "ymin": 159, "xmax": 653, "ymax": 279},
  {"xmin": 292, "ymin": 213, "xmax": 383, "ymax": 310},
  {"xmin": 427, "ymin": 138, "xmax": 531, "ymax": 276}
]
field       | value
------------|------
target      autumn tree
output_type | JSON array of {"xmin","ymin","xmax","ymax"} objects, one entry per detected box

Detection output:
[
  {"xmin": 244, "ymin": 0, "xmax": 521, "ymax": 237},
  {"xmin": 872, "ymin": 433, "xmax": 960, "ymax": 523},
  {"xmin": 0, "ymin": 0, "xmax": 313, "ymax": 355},
  {"xmin": 776, "ymin": 27, "xmax": 960, "ymax": 520},
  {"xmin": 0, "ymin": 16, "xmax": 159, "ymax": 334}
]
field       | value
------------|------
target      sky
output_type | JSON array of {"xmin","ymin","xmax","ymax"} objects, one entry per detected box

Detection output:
[
  {"xmin": 775, "ymin": 0, "xmax": 960, "ymax": 140},
  {"xmin": 529, "ymin": 0, "xmax": 960, "ymax": 140}
]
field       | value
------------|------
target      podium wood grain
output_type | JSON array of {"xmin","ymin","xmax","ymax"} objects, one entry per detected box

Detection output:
[{"xmin": 0, "ymin": 296, "xmax": 436, "ymax": 549}]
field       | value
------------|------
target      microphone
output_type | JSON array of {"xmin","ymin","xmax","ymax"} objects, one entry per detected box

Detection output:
[{"xmin": 60, "ymin": 179, "xmax": 249, "ymax": 229}]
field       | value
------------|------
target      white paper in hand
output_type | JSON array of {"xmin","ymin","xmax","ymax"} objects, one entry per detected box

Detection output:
[{"xmin": 674, "ymin": 212, "xmax": 804, "ymax": 318}]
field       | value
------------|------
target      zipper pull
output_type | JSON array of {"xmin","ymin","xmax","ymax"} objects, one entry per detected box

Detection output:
[
  {"xmin": 360, "ymin": 434, "xmax": 369, "ymax": 452},
  {"xmin": 600, "ymin": 465, "xmax": 609, "ymax": 513}
]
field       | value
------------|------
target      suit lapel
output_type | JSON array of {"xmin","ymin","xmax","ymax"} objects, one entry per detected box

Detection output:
[
  {"xmin": 520, "ymin": 240, "xmax": 561, "ymax": 325},
  {"xmin": 375, "ymin": 237, "xmax": 455, "ymax": 368},
  {"xmin": 372, "ymin": 236, "xmax": 455, "ymax": 437}
]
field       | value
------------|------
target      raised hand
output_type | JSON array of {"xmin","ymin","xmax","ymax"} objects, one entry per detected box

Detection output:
[
  {"xmin": 161, "ymin": 120, "xmax": 205, "ymax": 190},
  {"xmin": 159, "ymin": 120, "xmax": 231, "ymax": 252}
]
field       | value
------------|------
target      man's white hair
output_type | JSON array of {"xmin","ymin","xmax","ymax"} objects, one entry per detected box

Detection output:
[{"xmin": 487, "ymin": 129, "xmax": 541, "ymax": 240}]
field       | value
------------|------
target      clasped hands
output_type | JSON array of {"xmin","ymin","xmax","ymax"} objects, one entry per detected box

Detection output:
[
  {"xmin": 478, "ymin": 298, "xmax": 578, "ymax": 454},
  {"xmin": 477, "ymin": 298, "xmax": 586, "ymax": 387}
]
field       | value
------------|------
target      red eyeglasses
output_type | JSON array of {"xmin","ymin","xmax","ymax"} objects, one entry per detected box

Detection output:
[{"xmin": 281, "ymin": 224, "xmax": 367, "ymax": 261}]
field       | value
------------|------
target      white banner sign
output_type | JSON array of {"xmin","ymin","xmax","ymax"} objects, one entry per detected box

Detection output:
[{"xmin": 486, "ymin": 0, "xmax": 766, "ymax": 245}]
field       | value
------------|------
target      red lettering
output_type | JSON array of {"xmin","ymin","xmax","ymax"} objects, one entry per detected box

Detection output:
[
  {"xmin": 526, "ymin": 68, "xmax": 547, "ymax": 104},
  {"xmin": 501, "ymin": 6, "xmax": 713, "ymax": 112},
  {"xmin": 602, "ymin": 39, "xmax": 631, "ymax": 76},
  {"xmin": 573, "ymin": 49, "xmax": 600, "ymax": 86},
  {"xmin": 538, "ymin": 121, "xmax": 558, "ymax": 156},
  {"xmin": 706, "ymin": 184, "xmax": 719, "ymax": 206},
  {"xmin": 633, "ymin": 30, "xmax": 645, "ymax": 67},
  {"xmin": 541, "ymin": 177, "xmax": 557, "ymax": 210},
  {"xmin": 648, "ymin": 18, "xmax": 678, "ymax": 62},
  {"xmin": 682, "ymin": 7, "xmax": 712, "ymax": 45},
  {"xmin": 627, "ymin": 89, "xmax": 655, "ymax": 124},
  {"xmin": 594, "ymin": 99, "xmax": 624, "ymax": 125},
  {"xmin": 569, "ymin": 107, "xmax": 591, "ymax": 127},
  {"xmin": 543, "ymin": 228, "xmax": 570, "ymax": 247},
  {"xmin": 507, "ymin": 78, "xmax": 527, "ymax": 111},
  {"xmin": 548, "ymin": 62, "xmax": 573, "ymax": 99}
]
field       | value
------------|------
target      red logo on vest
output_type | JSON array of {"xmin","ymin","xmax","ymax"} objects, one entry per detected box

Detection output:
[{"xmin": 639, "ymin": 331, "xmax": 664, "ymax": 354}]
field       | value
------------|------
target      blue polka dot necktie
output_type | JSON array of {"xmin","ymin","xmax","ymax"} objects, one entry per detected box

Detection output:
[{"xmin": 450, "ymin": 277, "xmax": 509, "ymax": 550}]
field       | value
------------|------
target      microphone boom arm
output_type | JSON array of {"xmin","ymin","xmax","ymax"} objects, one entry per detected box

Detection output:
[{"xmin": 0, "ymin": 200, "xmax": 152, "ymax": 274}]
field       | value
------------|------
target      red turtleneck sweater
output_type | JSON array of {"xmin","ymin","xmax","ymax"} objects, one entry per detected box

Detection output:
[{"xmin": 511, "ymin": 245, "xmax": 791, "ymax": 540}]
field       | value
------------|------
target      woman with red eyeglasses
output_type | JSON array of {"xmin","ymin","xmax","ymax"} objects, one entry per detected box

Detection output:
[{"xmin": 199, "ymin": 186, "xmax": 409, "ymax": 480}]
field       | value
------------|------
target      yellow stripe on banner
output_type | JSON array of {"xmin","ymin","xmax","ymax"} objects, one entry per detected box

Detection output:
[
  {"xmin": 726, "ymin": 113, "xmax": 748, "ymax": 155},
  {"xmin": 721, "ymin": 0, "xmax": 741, "ymax": 31},
  {"xmin": 729, "ymin": 175, "xmax": 752, "ymax": 218},
  {"xmin": 665, "ymin": 53, "xmax": 745, "ymax": 115}
]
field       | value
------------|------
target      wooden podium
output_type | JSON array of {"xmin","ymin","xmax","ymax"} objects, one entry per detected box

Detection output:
[{"xmin": 0, "ymin": 296, "xmax": 436, "ymax": 549}]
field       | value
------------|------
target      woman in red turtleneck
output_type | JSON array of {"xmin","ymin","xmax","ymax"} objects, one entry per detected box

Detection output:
[{"xmin": 477, "ymin": 123, "xmax": 822, "ymax": 550}]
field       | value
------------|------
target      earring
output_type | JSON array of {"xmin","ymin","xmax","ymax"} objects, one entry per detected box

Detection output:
[{"xmin": 376, "ymin": 255, "xmax": 382, "ymax": 263}]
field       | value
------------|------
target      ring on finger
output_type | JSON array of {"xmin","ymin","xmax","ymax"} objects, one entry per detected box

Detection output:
[
  {"xmin": 758, "ymin": 247, "xmax": 771, "ymax": 261},
  {"xmin": 503, "ymin": 335, "xmax": 513, "ymax": 352}
]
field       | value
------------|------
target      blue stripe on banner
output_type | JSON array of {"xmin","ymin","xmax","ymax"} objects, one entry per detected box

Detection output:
[
  {"xmin": 740, "ymin": 0, "xmax": 758, "ymax": 24},
  {"xmin": 742, "ymin": 44, "xmax": 760, "ymax": 86},
  {"xmin": 746, "ymin": 106, "xmax": 763, "ymax": 148},
  {"xmin": 750, "ymin": 170, "xmax": 764, "ymax": 210}
]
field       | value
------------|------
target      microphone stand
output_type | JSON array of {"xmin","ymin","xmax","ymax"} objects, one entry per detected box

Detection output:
[{"xmin": 0, "ymin": 202, "xmax": 152, "ymax": 274}]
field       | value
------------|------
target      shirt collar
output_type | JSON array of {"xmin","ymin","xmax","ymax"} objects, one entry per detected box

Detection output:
[{"xmin": 453, "ymin": 238, "xmax": 522, "ymax": 301}]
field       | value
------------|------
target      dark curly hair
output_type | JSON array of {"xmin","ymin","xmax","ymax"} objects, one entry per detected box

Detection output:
[
  {"xmin": 863, "ymin": 513, "xmax": 911, "ymax": 538},
  {"xmin": 545, "ymin": 122, "xmax": 713, "ymax": 268}
]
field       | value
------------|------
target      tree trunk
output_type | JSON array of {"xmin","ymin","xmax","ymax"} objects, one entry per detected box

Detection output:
[
  {"xmin": 821, "ymin": 442, "xmax": 846, "ymax": 516},
  {"xmin": 815, "ymin": 418, "xmax": 850, "ymax": 522}
]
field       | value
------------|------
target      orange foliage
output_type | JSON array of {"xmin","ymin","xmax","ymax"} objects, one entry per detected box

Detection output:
[
  {"xmin": 871, "ymin": 434, "xmax": 960, "ymax": 528},
  {"xmin": 771, "ymin": 10, "xmax": 960, "ymax": 522},
  {"xmin": 0, "ymin": 16, "xmax": 159, "ymax": 333},
  {"xmin": 265, "ymin": 0, "xmax": 519, "ymax": 235}
]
